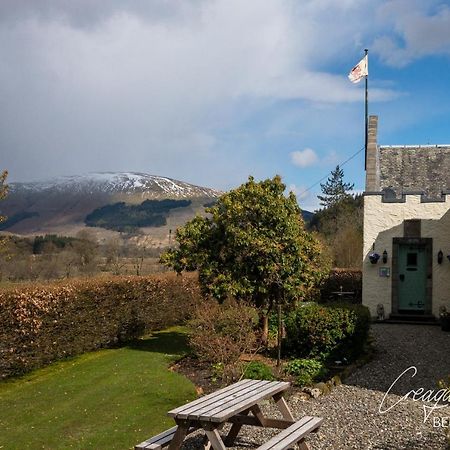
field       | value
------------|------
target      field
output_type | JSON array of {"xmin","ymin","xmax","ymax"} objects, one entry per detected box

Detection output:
[{"xmin": 0, "ymin": 327, "xmax": 196, "ymax": 450}]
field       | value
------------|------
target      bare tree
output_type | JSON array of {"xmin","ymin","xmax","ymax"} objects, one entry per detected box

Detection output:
[
  {"xmin": 104, "ymin": 237, "xmax": 126, "ymax": 275},
  {"xmin": 74, "ymin": 229, "xmax": 98, "ymax": 276}
]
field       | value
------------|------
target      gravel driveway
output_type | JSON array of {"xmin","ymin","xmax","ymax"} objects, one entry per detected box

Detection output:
[{"xmin": 185, "ymin": 323, "xmax": 450, "ymax": 450}]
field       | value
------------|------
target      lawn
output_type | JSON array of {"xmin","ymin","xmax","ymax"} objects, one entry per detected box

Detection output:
[{"xmin": 0, "ymin": 327, "xmax": 197, "ymax": 450}]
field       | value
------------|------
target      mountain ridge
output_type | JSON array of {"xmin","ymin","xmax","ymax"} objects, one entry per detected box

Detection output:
[
  {"xmin": 8, "ymin": 172, "xmax": 221, "ymax": 199},
  {"xmin": 1, "ymin": 172, "xmax": 220, "ymax": 237},
  {"xmin": 1, "ymin": 172, "xmax": 314, "ymax": 242}
]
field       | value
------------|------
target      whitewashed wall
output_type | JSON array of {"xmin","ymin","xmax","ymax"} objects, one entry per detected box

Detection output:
[{"xmin": 362, "ymin": 194, "xmax": 450, "ymax": 317}]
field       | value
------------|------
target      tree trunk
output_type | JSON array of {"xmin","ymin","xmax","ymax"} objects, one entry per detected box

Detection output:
[{"xmin": 261, "ymin": 314, "xmax": 269, "ymax": 346}]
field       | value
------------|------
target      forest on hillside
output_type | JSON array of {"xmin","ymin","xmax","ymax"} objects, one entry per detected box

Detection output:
[{"xmin": 85, "ymin": 199, "xmax": 192, "ymax": 232}]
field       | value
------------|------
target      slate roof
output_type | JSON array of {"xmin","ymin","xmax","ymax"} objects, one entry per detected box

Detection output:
[{"xmin": 378, "ymin": 145, "xmax": 450, "ymax": 200}]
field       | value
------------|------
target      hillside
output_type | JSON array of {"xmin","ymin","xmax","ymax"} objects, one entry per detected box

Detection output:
[
  {"xmin": 0, "ymin": 172, "xmax": 314, "ymax": 246},
  {"xmin": 0, "ymin": 172, "xmax": 220, "ymax": 243}
]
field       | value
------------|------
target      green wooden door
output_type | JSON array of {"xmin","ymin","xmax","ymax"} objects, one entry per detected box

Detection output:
[{"xmin": 398, "ymin": 244, "xmax": 427, "ymax": 312}]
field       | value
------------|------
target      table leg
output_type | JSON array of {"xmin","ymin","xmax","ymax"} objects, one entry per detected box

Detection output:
[
  {"xmin": 202, "ymin": 434, "xmax": 212, "ymax": 450},
  {"xmin": 273, "ymin": 393, "xmax": 295, "ymax": 421},
  {"xmin": 204, "ymin": 427, "xmax": 227, "ymax": 450},
  {"xmin": 224, "ymin": 409, "xmax": 249, "ymax": 446},
  {"xmin": 168, "ymin": 420, "xmax": 190, "ymax": 450},
  {"xmin": 249, "ymin": 404, "xmax": 267, "ymax": 427}
]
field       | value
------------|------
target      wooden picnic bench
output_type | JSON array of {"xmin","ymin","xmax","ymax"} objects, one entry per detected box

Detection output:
[{"xmin": 135, "ymin": 379, "xmax": 323, "ymax": 450}]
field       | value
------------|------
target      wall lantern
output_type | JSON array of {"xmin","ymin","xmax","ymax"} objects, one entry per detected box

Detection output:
[
  {"xmin": 438, "ymin": 250, "xmax": 443, "ymax": 264},
  {"xmin": 382, "ymin": 250, "xmax": 388, "ymax": 264},
  {"xmin": 369, "ymin": 252, "xmax": 380, "ymax": 264}
]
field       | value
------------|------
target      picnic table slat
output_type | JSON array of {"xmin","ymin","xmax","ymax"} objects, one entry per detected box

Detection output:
[
  {"xmin": 257, "ymin": 416, "xmax": 323, "ymax": 450},
  {"xmin": 168, "ymin": 378, "xmax": 254, "ymax": 416},
  {"xmin": 177, "ymin": 379, "xmax": 273, "ymax": 420},
  {"xmin": 168, "ymin": 379, "xmax": 262, "ymax": 418},
  {"xmin": 135, "ymin": 426, "xmax": 178, "ymax": 450},
  {"xmin": 197, "ymin": 380, "xmax": 290, "ymax": 422},
  {"xmin": 174, "ymin": 379, "xmax": 271, "ymax": 420}
]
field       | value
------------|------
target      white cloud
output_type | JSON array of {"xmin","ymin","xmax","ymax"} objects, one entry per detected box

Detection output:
[
  {"xmin": 290, "ymin": 148, "xmax": 319, "ymax": 168},
  {"xmin": 372, "ymin": 1, "xmax": 450, "ymax": 67},
  {"xmin": 0, "ymin": 0, "xmax": 402, "ymax": 187},
  {"xmin": 290, "ymin": 148, "xmax": 342, "ymax": 169}
]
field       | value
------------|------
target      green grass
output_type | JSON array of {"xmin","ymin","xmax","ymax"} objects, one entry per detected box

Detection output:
[{"xmin": 0, "ymin": 327, "xmax": 197, "ymax": 450}]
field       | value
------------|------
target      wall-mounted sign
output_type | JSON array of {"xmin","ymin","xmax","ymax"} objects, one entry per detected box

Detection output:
[{"xmin": 379, "ymin": 267, "xmax": 390, "ymax": 277}]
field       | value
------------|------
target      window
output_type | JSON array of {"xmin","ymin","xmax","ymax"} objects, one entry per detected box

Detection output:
[{"xmin": 407, "ymin": 253, "xmax": 417, "ymax": 266}]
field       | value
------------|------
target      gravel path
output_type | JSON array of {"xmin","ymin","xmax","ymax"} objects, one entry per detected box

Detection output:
[
  {"xmin": 184, "ymin": 324, "xmax": 450, "ymax": 450},
  {"xmin": 346, "ymin": 324, "xmax": 450, "ymax": 395}
]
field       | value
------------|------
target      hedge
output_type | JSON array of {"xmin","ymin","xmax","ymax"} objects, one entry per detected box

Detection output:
[
  {"xmin": 0, "ymin": 273, "xmax": 201, "ymax": 379},
  {"xmin": 283, "ymin": 302, "xmax": 371, "ymax": 362},
  {"xmin": 319, "ymin": 268, "xmax": 362, "ymax": 303}
]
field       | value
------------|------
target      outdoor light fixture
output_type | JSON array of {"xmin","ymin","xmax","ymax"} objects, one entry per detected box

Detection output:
[
  {"xmin": 438, "ymin": 250, "xmax": 443, "ymax": 264},
  {"xmin": 369, "ymin": 252, "xmax": 380, "ymax": 264},
  {"xmin": 382, "ymin": 250, "xmax": 388, "ymax": 264}
]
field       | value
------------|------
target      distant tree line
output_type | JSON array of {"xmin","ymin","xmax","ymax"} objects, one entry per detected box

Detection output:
[{"xmin": 0, "ymin": 231, "xmax": 168, "ymax": 282}]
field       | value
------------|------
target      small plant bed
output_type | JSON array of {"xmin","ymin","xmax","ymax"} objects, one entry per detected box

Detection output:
[
  {"xmin": 172, "ymin": 348, "xmax": 374, "ymax": 401},
  {"xmin": 175, "ymin": 300, "xmax": 373, "ymax": 396}
]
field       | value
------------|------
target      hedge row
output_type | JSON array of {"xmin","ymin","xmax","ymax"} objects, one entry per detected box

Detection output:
[
  {"xmin": 284, "ymin": 302, "xmax": 371, "ymax": 362},
  {"xmin": 320, "ymin": 268, "xmax": 362, "ymax": 303},
  {"xmin": 0, "ymin": 273, "xmax": 202, "ymax": 379}
]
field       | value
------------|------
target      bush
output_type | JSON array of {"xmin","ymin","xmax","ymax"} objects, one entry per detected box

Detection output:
[
  {"xmin": 0, "ymin": 273, "xmax": 201, "ymax": 379},
  {"xmin": 283, "ymin": 302, "xmax": 370, "ymax": 362},
  {"xmin": 320, "ymin": 269, "xmax": 362, "ymax": 304},
  {"xmin": 331, "ymin": 303, "xmax": 371, "ymax": 358},
  {"xmin": 188, "ymin": 300, "xmax": 259, "ymax": 367},
  {"xmin": 284, "ymin": 358, "xmax": 326, "ymax": 386},
  {"xmin": 242, "ymin": 361, "xmax": 274, "ymax": 381}
]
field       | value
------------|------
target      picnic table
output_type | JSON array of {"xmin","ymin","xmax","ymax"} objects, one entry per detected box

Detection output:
[{"xmin": 135, "ymin": 379, "xmax": 322, "ymax": 450}]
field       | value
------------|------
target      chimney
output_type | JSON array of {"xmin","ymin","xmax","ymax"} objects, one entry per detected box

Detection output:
[{"xmin": 365, "ymin": 115, "xmax": 378, "ymax": 191}]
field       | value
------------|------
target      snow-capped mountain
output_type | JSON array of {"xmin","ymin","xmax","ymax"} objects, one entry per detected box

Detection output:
[
  {"xmin": 9, "ymin": 172, "xmax": 220, "ymax": 199},
  {"xmin": 1, "ymin": 172, "xmax": 220, "ymax": 235}
]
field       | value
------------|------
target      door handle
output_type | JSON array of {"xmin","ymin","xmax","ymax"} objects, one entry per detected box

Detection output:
[{"xmin": 399, "ymin": 274, "xmax": 405, "ymax": 281}]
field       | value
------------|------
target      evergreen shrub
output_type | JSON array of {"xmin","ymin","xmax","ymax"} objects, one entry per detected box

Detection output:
[{"xmin": 283, "ymin": 302, "xmax": 370, "ymax": 362}]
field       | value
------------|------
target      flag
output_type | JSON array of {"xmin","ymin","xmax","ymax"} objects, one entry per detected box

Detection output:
[{"xmin": 348, "ymin": 55, "xmax": 368, "ymax": 83}]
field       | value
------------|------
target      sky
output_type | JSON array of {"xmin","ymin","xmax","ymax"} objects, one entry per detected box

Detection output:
[{"xmin": 1, "ymin": 0, "xmax": 450, "ymax": 211}]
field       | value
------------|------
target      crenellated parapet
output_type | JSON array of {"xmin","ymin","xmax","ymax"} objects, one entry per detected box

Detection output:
[{"xmin": 363, "ymin": 191, "xmax": 450, "ymax": 203}]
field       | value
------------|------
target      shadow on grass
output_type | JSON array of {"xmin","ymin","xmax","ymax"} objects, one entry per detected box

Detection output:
[{"xmin": 127, "ymin": 330, "xmax": 190, "ymax": 356}]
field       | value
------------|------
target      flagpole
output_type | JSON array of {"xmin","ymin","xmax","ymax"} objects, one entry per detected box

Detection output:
[{"xmin": 364, "ymin": 48, "xmax": 368, "ymax": 170}]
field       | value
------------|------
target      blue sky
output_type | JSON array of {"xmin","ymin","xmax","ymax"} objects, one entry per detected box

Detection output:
[{"xmin": 1, "ymin": 0, "xmax": 450, "ymax": 211}]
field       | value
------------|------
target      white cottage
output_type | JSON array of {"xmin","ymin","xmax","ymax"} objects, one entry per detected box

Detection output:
[{"xmin": 362, "ymin": 115, "xmax": 450, "ymax": 320}]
